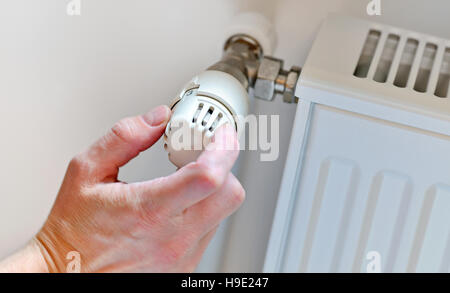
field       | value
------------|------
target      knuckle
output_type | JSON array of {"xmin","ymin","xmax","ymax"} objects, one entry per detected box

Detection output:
[
  {"xmin": 231, "ymin": 182, "xmax": 246, "ymax": 206},
  {"xmin": 68, "ymin": 154, "xmax": 91, "ymax": 176},
  {"xmin": 111, "ymin": 117, "xmax": 138, "ymax": 143},
  {"xmin": 190, "ymin": 162, "xmax": 223, "ymax": 192}
]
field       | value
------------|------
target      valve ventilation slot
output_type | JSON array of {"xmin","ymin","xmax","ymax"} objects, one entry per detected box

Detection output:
[
  {"xmin": 354, "ymin": 29, "xmax": 450, "ymax": 98},
  {"xmin": 192, "ymin": 103, "xmax": 224, "ymax": 133},
  {"xmin": 192, "ymin": 103, "xmax": 203, "ymax": 123}
]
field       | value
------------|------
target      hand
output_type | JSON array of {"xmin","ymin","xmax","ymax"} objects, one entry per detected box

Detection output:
[{"xmin": 0, "ymin": 105, "xmax": 245, "ymax": 273}]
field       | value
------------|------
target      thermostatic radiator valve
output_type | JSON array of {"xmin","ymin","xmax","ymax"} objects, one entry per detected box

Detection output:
[{"xmin": 164, "ymin": 13, "xmax": 301, "ymax": 167}]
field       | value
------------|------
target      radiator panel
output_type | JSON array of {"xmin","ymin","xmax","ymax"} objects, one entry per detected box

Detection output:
[{"xmin": 275, "ymin": 104, "xmax": 450, "ymax": 273}]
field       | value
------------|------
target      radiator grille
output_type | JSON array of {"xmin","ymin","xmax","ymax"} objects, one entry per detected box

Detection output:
[{"xmin": 354, "ymin": 30, "xmax": 450, "ymax": 99}]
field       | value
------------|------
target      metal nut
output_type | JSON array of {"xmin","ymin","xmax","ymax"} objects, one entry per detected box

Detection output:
[
  {"xmin": 254, "ymin": 57, "xmax": 300, "ymax": 103},
  {"xmin": 283, "ymin": 66, "xmax": 301, "ymax": 103},
  {"xmin": 254, "ymin": 57, "xmax": 283, "ymax": 101}
]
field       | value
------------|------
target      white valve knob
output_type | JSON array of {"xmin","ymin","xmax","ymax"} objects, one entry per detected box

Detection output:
[{"xmin": 165, "ymin": 70, "xmax": 248, "ymax": 167}]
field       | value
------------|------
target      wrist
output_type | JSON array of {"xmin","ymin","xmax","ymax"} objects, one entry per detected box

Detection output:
[
  {"xmin": 34, "ymin": 223, "xmax": 75, "ymax": 273},
  {"xmin": 0, "ymin": 238, "xmax": 50, "ymax": 273}
]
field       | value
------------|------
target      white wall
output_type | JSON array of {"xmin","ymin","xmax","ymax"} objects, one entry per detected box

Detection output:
[
  {"xmin": 0, "ymin": 0, "xmax": 239, "ymax": 259},
  {"xmin": 0, "ymin": 0, "xmax": 449, "ymax": 272}
]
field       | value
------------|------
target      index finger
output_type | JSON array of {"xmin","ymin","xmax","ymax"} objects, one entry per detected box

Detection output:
[{"xmin": 132, "ymin": 123, "xmax": 240, "ymax": 211}]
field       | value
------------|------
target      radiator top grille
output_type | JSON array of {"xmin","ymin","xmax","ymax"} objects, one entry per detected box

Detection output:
[{"xmin": 354, "ymin": 29, "xmax": 450, "ymax": 98}]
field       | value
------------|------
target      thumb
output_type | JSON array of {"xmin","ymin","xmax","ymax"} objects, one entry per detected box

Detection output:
[{"xmin": 80, "ymin": 105, "xmax": 171, "ymax": 182}]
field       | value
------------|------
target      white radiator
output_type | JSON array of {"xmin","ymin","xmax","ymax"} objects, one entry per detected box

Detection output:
[{"xmin": 264, "ymin": 14, "xmax": 450, "ymax": 273}]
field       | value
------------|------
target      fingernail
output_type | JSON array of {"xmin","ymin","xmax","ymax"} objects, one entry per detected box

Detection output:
[{"xmin": 143, "ymin": 105, "xmax": 170, "ymax": 126}]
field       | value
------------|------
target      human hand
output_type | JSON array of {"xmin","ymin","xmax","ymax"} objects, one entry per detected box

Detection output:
[{"xmin": 1, "ymin": 105, "xmax": 245, "ymax": 273}]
